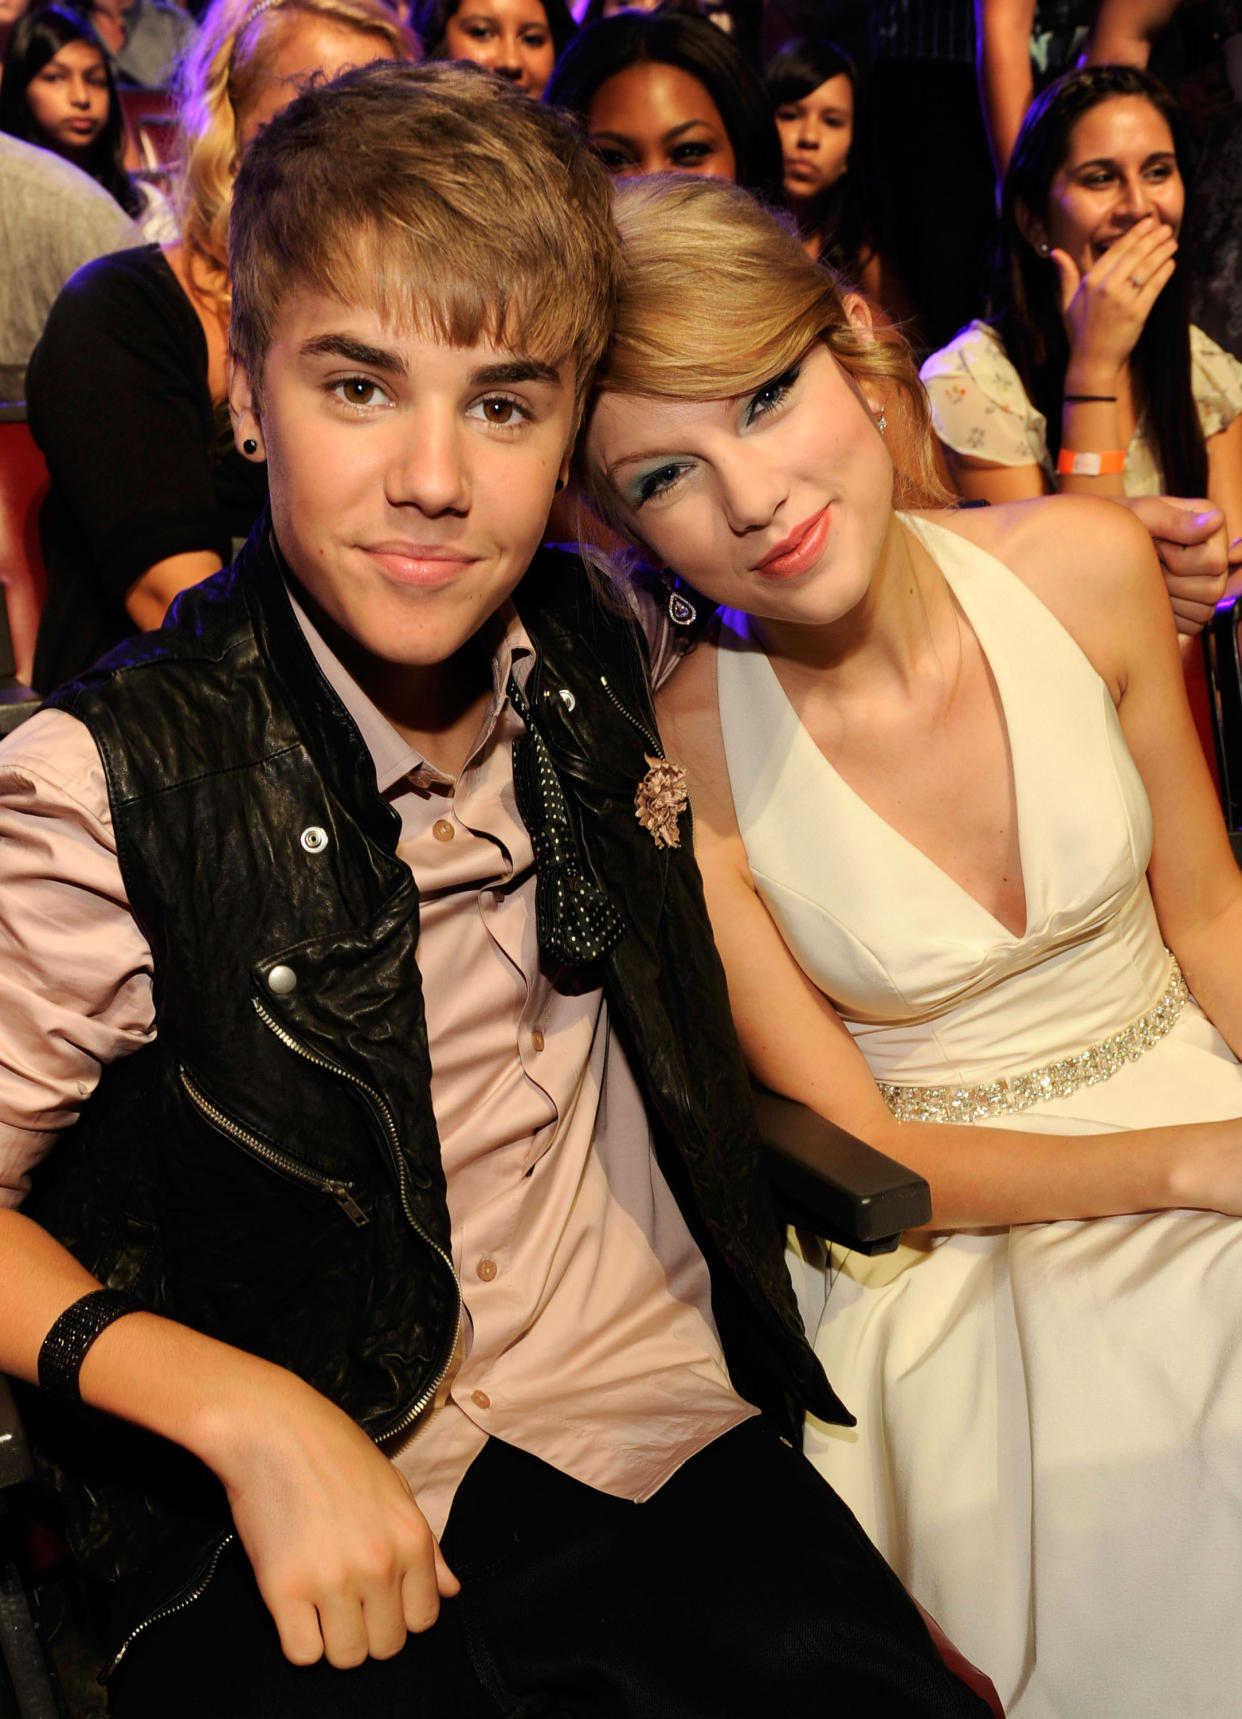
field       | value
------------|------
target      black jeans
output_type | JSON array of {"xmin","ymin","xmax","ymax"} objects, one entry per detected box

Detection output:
[{"xmin": 108, "ymin": 1420, "xmax": 993, "ymax": 1718}]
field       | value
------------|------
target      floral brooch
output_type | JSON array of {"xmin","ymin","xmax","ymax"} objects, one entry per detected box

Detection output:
[{"xmin": 635, "ymin": 754, "xmax": 688, "ymax": 849}]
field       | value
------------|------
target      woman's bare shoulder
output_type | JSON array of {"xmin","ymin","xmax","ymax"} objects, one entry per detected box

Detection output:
[{"xmin": 914, "ymin": 497, "xmax": 1168, "ymax": 690}]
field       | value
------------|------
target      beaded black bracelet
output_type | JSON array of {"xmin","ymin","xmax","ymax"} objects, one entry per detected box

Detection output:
[
  {"xmin": 1063, "ymin": 393, "xmax": 1117, "ymax": 403},
  {"xmin": 37, "ymin": 1288, "xmax": 144, "ymax": 1405}
]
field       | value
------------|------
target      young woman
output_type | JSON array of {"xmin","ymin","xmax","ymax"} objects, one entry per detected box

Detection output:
[
  {"xmin": 580, "ymin": 170, "xmax": 1242, "ymax": 1718},
  {"xmin": 412, "ymin": 0, "xmax": 572, "ymax": 98},
  {"xmin": 764, "ymin": 35, "xmax": 914, "ymax": 332},
  {"xmin": 0, "ymin": 5, "xmax": 173, "ymax": 238},
  {"xmin": 544, "ymin": 9, "xmax": 783, "ymax": 202},
  {"xmin": 27, "ymin": 0, "xmax": 412, "ymax": 692},
  {"xmin": 921, "ymin": 65, "xmax": 1242, "ymax": 565}
]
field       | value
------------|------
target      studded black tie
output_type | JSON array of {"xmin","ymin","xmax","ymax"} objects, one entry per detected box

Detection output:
[{"xmin": 508, "ymin": 675, "xmax": 625, "ymax": 968}]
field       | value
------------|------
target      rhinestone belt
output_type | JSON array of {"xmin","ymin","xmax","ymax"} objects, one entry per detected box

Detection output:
[{"xmin": 877, "ymin": 954, "xmax": 1188, "ymax": 1124}]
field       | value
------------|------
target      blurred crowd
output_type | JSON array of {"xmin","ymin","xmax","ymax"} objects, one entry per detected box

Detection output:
[{"xmin": 3, "ymin": 0, "xmax": 1242, "ymax": 687}]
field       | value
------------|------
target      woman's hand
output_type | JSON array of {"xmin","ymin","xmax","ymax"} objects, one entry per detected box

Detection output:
[
  {"xmin": 1113, "ymin": 496, "xmax": 1229, "ymax": 634},
  {"xmin": 204, "ymin": 1368, "xmax": 460, "ymax": 1668},
  {"xmin": 1052, "ymin": 214, "xmax": 1178, "ymax": 385}
]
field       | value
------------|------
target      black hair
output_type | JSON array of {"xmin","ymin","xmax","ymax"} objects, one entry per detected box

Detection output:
[
  {"xmin": 0, "ymin": 4, "xmax": 141, "ymax": 218},
  {"xmin": 763, "ymin": 35, "xmax": 871, "ymax": 281},
  {"xmin": 409, "ymin": 0, "xmax": 576, "ymax": 63},
  {"xmin": 763, "ymin": 34, "xmax": 854, "ymax": 109},
  {"xmin": 994, "ymin": 63, "xmax": 1204, "ymax": 495},
  {"xmin": 544, "ymin": 8, "xmax": 783, "ymax": 203},
  {"xmin": 576, "ymin": 1, "xmax": 762, "ymax": 68}
]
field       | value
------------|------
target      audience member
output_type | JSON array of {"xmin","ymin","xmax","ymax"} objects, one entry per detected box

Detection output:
[
  {"xmin": 545, "ymin": 8, "xmax": 783, "ymax": 201},
  {"xmin": 921, "ymin": 64, "xmax": 1242, "ymax": 627},
  {"xmin": 27, "ymin": 0, "xmax": 412, "ymax": 693},
  {"xmin": 0, "ymin": 60, "xmax": 993, "ymax": 1719},
  {"xmin": 581, "ymin": 167, "xmax": 1242, "ymax": 1719},
  {"xmin": 412, "ymin": 0, "xmax": 573, "ymax": 96},
  {"xmin": 764, "ymin": 34, "xmax": 916, "ymax": 330},
  {"xmin": 0, "ymin": 6, "xmax": 175, "ymax": 239},
  {"xmin": 0, "ymin": 131, "xmax": 137, "ymax": 400},
  {"xmin": 85, "ymin": 0, "xmax": 197, "ymax": 88}
]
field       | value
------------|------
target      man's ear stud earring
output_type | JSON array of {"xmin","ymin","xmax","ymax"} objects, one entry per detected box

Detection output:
[{"xmin": 242, "ymin": 438, "xmax": 258, "ymax": 455}]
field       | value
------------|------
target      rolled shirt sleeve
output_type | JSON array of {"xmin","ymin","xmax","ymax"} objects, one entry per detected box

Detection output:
[{"xmin": 0, "ymin": 709, "xmax": 155, "ymax": 1205}]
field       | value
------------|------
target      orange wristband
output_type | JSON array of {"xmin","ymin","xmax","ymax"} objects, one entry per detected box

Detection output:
[{"xmin": 1056, "ymin": 448, "xmax": 1125, "ymax": 477}]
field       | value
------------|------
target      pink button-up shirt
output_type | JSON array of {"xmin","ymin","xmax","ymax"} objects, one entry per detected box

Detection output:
[{"xmin": 0, "ymin": 592, "xmax": 752, "ymax": 1536}]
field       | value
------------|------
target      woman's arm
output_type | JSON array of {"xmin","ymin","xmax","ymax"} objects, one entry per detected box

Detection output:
[
  {"xmin": 1084, "ymin": 0, "xmax": 1178, "ymax": 66},
  {"xmin": 656, "ymin": 538, "xmax": 1242, "ymax": 1232},
  {"xmin": 963, "ymin": 494, "xmax": 1242, "ymax": 1047},
  {"xmin": 125, "ymin": 549, "xmax": 224, "ymax": 631},
  {"xmin": 942, "ymin": 448, "xmax": 1048, "ymax": 503},
  {"xmin": 975, "ymin": 0, "xmax": 1037, "ymax": 181}
]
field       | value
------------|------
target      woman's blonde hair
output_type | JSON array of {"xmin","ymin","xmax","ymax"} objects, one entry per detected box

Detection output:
[
  {"xmin": 175, "ymin": 0, "xmax": 414, "ymax": 314},
  {"xmin": 577, "ymin": 174, "xmax": 949, "ymax": 532}
]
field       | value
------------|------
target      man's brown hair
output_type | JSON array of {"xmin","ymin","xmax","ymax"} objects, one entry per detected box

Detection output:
[{"xmin": 230, "ymin": 60, "xmax": 619, "ymax": 420}]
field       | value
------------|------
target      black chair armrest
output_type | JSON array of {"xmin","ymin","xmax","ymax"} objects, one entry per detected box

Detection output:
[
  {"xmin": 754, "ymin": 1084, "xmax": 931, "ymax": 1255},
  {"xmin": 0, "ymin": 1376, "xmax": 33, "ymax": 1492},
  {"xmin": 0, "ymin": 683, "xmax": 42, "ymax": 737}
]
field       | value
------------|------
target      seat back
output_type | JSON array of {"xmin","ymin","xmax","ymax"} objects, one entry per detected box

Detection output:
[
  {"xmin": 1201, "ymin": 596, "xmax": 1242, "ymax": 841},
  {"xmin": 119, "ymin": 88, "xmax": 183, "ymax": 184},
  {"xmin": 0, "ymin": 405, "xmax": 49, "ymax": 691}
]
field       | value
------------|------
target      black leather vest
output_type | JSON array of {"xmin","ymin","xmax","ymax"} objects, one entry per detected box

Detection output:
[{"xmin": 23, "ymin": 521, "xmax": 848, "ymax": 1599}]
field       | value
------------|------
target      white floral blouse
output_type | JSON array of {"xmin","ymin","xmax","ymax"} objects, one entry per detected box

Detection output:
[{"xmin": 920, "ymin": 319, "xmax": 1242, "ymax": 494}]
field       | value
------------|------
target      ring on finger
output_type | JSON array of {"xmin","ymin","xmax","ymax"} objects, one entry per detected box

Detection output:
[{"xmin": 1128, "ymin": 274, "xmax": 1143, "ymax": 289}]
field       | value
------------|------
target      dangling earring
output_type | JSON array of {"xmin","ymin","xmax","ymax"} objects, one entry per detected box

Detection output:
[
  {"xmin": 876, "ymin": 408, "xmax": 887, "ymax": 436},
  {"xmin": 664, "ymin": 574, "xmax": 697, "ymax": 627}
]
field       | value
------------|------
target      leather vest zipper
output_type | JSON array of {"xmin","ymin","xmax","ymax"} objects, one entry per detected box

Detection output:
[
  {"xmin": 107, "ymin": 1026, "xmax": 464, "ymax": 1669},
  {"xmin": 251, "ymin": 996, "xmax": 463, "ymax": 1441},
  {"xmin": 180, "ymin": 1066, "xmax": 369, "ymax": 1226},
  {"xmin": 597, "ymin": 672, "xmax": 662, "ymax": 758},
  {"xmin": 596, "ymin": 672, "xmax": 693, "ymax": 839},
  {"xmin": 103, "ymin": 1529, "xmax": 234, "ymax": 1679}
]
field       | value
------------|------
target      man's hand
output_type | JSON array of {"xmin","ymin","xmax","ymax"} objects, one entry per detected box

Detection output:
[
  {"xmin": 198, "ymin": 1368, "xmax": 459, "ymax": 1668},
  {"xmin": 1114, "ymin": 496, "xmax": 1231, "ymax": 635}
]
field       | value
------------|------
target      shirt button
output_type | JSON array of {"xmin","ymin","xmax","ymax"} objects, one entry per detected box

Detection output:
[
  {"xmin": 531, "ymin": 1029, "xmax": 545, "ymax": 1053},
  {"xmin": 476, "ymin": 1258, "xmax": 497, "ymax": 1282},
  {"xmin": 471, "ymin": 1389, "xmax": 491, "ymax": 1411},
  {"xmin": 432, "ymin": 818, "xmax": 454, "ymax": 842}
]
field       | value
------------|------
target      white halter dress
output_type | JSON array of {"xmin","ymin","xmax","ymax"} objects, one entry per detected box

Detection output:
[{"xmin": 717, "ymin": 512, "xmax": 1242, "ymax": 1719}]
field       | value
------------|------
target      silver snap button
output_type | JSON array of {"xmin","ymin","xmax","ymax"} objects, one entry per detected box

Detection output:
[
  {"xmin": 267, "ymin": 964, "xmax": 297, "ymax": 995},
  {"xmin": 300, "ymin": 826, "xmax": 329, "ymax": 853},
  {"xmin": 557, "ymin": 688, "xmax": 576, "ymax": 712}
]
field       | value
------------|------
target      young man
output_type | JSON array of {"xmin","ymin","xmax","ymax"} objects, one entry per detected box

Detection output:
[{"xmin": 0, "ymin": 63, "xmax": 991, "ymax": 1716}]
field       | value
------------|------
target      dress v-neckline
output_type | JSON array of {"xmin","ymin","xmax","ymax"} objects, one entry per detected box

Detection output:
[{"xmin": 723, "ymin": 515, "xmax": 1033, "ymax": 943}]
